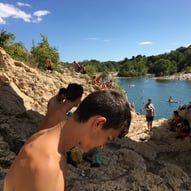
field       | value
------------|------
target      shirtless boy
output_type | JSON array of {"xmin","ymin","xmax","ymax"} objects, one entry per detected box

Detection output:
[
  {"xmin": 4, "ymin": 90, "xmax": 132, "ymax": 191},
  {"xmin": 40, "ymin": 83, "xmax": 83, "ymax": 130}
]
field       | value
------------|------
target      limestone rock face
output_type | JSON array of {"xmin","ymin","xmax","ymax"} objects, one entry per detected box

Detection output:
[{"xmin": 0, "ymin": 48, "xmax": 191, "ymax": 191}]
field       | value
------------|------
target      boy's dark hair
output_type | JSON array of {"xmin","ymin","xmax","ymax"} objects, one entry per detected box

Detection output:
[
  {"xmin": 65, "ymin": 83, "xmax": 83, "ymax": 102},
  {"xmin": 74, "ymin": 90, "xmax": 131, "ymax": 137}
]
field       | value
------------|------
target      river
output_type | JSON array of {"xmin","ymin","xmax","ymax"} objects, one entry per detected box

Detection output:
[{"xmin": 117, "ymin": 78, "xmax": 191, "ymax": 120}]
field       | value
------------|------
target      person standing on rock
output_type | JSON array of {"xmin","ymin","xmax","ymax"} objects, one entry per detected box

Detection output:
[
  {"xmin": 39, "ymin": 83, "xmax": 83, "ymax": 130},
  {"xmin": 46, "ymin": 57, "xmax": 54, "ymax": 73},
  {"xmin": 3, "ymin": 90, "xmax": 132, "ymax": 191},
  {"xmin": 73, "ymin": 61, "xmax": 81, "ymax": 73},
  {"xmin": 144, "ymin": 98, "xmax": 156, "ymax": 133}
]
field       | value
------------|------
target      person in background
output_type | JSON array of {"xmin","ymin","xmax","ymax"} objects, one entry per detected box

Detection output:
[
  {"xmin": 46, "ymin": 57, "xmax": 53, "ymax": 73},
  {"xmin": 91, "ymin": 75, "xmax": 107, "ymax": 90},
  {"xmin": 73, "ymin": 61, "xmax": 81, "ymax": 73},
  {"xmin": 96, "ymin": 75, "xmax": 107, "ymax": 90},
  {"xmin": 168, "ymin": 110, "xmax": 183, "ymax": 131},
  {"xmin": 81, "ymin": 64, "xmax": 86, "ymax": 74},
  {"xmin": 39, "ymin": 83, "xmax": 83, "ymax": 130},
  {"xmin": 178, "ymin": 102, "xmax": 191, "ymax": 110},
  {"xmin": 176, "ymin": 119, "xmax": 190, "ymax": 139},
  {"xmin": 144, "ymin": 98, "xmax": 156, "ymax": 133},
  {"xmin": 91, "ymin": 76, "xmax": 102, "ymax": 90},
  {"xmin": 4, "ymin": 90, "xmax": 132, "ymax": 191},
  {"xmin": 106, "ymin": 80, "xmax": 113, "ymax": 89},
  {"xmin": 168, "ymin": 96, "xmax": 173, "ymax": 103}
]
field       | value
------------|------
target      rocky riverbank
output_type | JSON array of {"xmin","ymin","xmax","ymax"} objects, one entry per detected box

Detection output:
[
  {"xmin": 0, "ymin": 48, "xmax": 191, "ymax": 191},
  {"xmin": 113, "ymin": 72, "xmax": 191, "ymax": 81},
  {"xmin": 155, "ymin": 72, "xmax": 191, "ymax": 80}
]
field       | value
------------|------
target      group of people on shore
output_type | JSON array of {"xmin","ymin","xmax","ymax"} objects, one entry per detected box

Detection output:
[
  {"xmin": 3, "ymin": 83, "xmax": 132, "ymax": 191},
  {"xmin": 73, "ymin": 61, "xmax": 86, "ymax": 74},
  {"xmin": 91, "ymin": 75, "xmax": 113, "ymax": 90},
  {"xmin": 45, "ymin": 59, "xmax": 113, "ymax": 92},
  {"xmin": 144, "ymin": 97, "xmax": 191, "ymax": 139},
  {"xmin": 45, "ymin": 59, "xmax": 87, "ymax": 74}
]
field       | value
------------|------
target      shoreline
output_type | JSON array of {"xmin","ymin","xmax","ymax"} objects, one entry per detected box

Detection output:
[
  {"xmin": 112, "ymin": 72, "xmax": 191, "ymax": 80},
  {"xmin": 155, "ymin": 72, "xmax": 191, "ymax": 80}
]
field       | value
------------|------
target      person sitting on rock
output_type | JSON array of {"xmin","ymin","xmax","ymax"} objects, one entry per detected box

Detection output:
[
  {"xmin": 176, "ymin": 119, "xmax": 190, "ymax": 139},
  {"xmin": 179, "ymin": 102, "xmax": 191, "ymax": 110},
  {"xmin": 92, "ymin": 75, "xmax": 107, "ymax": 90},
  {"xmin": 39, "ymin": 83, "xmax": 83, "ymax": 130},
  {"xmin": 168, "ymin": 110, "xmax": 183, "ymax": 132},
  {"xmin": 91, "ymin": 76, "xmax": 102, "ymax": 90},
  {"xmin": 106, "ymin": 80, "xmax": 113, "ymax": 89}
]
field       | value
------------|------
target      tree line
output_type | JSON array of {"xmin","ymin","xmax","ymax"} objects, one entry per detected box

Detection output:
[{"xmin": 1, "ymin": 29, "xmax": 191, "ymax": 78}]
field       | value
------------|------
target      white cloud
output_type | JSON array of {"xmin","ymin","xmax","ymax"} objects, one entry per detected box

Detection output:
[
  {"xmin": 33, "ymin": 10, "xmax": 50, "ymax": 17},
  {"xmin": 17, "ymin": 2, "xmax": 31, "ymax": 7},
  {"xmin": 85, "ymin": 37, "xmax": 110, "ymax": 42},
  {"xmin": 139, "ymin": 41, "xmax": 153, "ymax": 45},
  {"xmin": 0, "ymin": 3, "xmax": 50, "ymax": 25},
  {"xmin": 32, "ymin": 10, "xmax": 51, "ymax": 23},
  {"xmin": 0, "ymin": 3, "xmax": 31, "ymax": 24}
]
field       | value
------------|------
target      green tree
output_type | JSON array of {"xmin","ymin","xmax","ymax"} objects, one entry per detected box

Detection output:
[
  {"xmin": 0, "ymin": 29, "xmax": 30, "ymax": 62},
  {"xmin": 0, "ymin": 29, "xmax": 15, "ymax": 49},
  {"xmin": 31, "ymin": 34, "xmax": 59, "ymax": 70},
  {"xmin": 85, "ymin": 64, "xmax": 97, "ymax": 77},
  {"xmin": 6, "ymin": 42, "xmax": 29, "ymax": 62},
  {"xmin": 185, "ymin": 66, "xmax": 191, "ymax": 73},
  {"xmin": 118, "ymin": 55, "xmax": 147, "ymax": 77},
  {"xmin": 151, "ymin": 59, "xmax": 177, "ymax": 76}
]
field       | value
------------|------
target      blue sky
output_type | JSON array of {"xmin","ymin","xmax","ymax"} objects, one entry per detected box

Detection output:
[{"xmin": 0, "ymin": 0, "xmax": 191, "ymax": 62}]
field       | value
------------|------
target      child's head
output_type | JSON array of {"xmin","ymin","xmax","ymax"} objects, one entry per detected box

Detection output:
[
  {"xmin": 65, "ymin": 83, "xmax": 83, "ymax": 102},
  {"xmin": 74, "ymin": 90, "xmax": 131, "ymax": 138},
  {"xmin": 57, "ymin": 88, "xmax": 67, "ymax": 101}
]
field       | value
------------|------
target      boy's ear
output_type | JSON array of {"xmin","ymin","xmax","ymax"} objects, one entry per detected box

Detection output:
[{"xmin": 92, "ymin": 116, "xmax": 106, "ymax": 129}]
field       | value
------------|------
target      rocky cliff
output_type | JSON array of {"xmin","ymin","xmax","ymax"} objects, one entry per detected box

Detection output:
[{"xmin": 0, "ymin": 48, "xmax": 191, "ymax": 191}]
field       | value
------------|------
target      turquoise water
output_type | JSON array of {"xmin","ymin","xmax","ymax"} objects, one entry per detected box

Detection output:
[{"xmin": 117, "ymin": 78, "xmax": 191, "ymax": 120}]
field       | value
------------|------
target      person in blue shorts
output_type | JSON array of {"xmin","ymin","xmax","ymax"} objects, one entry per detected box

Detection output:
[{"xmin": 145, "ymin": 98, "xmax": 156, "ymax": 133}]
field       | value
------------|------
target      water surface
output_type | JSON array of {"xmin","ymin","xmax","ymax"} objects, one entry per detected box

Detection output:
[{"xmin": 117, "ymin": 78, "xmax": 191, "ymax": 119}]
